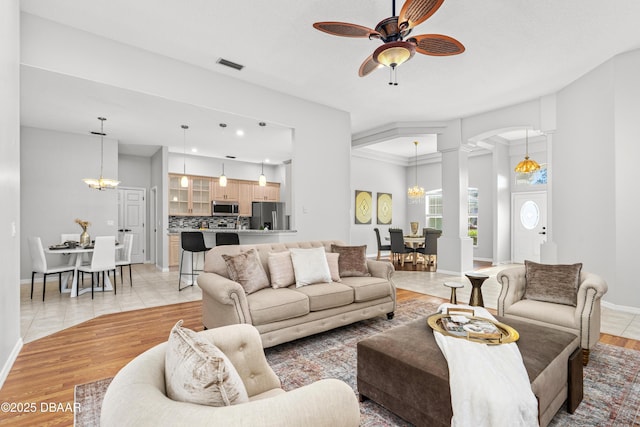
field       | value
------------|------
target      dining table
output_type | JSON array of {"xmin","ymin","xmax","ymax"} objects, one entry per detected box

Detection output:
[
  {"xmin": 45, "ymin": 243, "xmax": 123, "ymax": 297},
  {"xmin": 386, "ymin": 234, "xmax": 425, "ymax": 265}
]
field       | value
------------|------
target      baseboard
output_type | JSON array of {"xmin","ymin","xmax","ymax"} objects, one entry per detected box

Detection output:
[
  {"xmin": 0, "ymin": 337, "xmax": 23, "ymax": 389},
  {"xmin": 601, "ymin": 300, "xmax": 640, "ymax": 315}
]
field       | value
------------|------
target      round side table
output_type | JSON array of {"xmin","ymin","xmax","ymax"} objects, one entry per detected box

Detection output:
[
  {"xmin": 465, "ymin": 272, "xmax": 489, "ymax": 307},
  {"xmin": 443, "ymin": 282, "xmax": 464, "ymax": 304}
]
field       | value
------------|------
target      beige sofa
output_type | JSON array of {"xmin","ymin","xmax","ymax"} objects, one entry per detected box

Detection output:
[
  {"xmin": 197, "ymin": 240, "xmax": 396, "ymax": 348},
  {"xmin": 101, "ymin": 324, "xmax": 360, "ymax": 427}
]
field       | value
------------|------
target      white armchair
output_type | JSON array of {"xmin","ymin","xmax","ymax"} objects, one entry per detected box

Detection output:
[
  {"xmin": 497, "ymin": 266, "xmax": 608, "ymax": 365},
  {"xmin": 101, "ymin": 323, "xmax": 360, "ymax": 427}
]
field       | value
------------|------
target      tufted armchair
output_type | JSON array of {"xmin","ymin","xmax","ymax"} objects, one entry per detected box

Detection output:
[
  {"xmin": 497, "ymin": 265, "xmax": 608, "ymax": 365},
  {"xmin": 101, "ymin": 324, "xmax": 360, "ymax": 426}
]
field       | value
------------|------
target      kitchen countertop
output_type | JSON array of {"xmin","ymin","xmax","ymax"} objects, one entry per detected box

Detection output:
[{"xmin": 168, "ymin": 228, "xmax": 297, "ymax": 235}]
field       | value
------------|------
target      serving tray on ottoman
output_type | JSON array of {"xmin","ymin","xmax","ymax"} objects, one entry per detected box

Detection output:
[{"xmin": 357, "ymin": 315, "xmax": 582, "ymax": 427}]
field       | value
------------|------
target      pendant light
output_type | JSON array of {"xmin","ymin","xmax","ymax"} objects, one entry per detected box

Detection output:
[
  {"xmin": 258, "ymin": 162, "xmax": 267, "ymax": 187},
  {"xmin": 83, "ymin": 117, "xmax": 120, "ymax": 190},
  {"xmin": 219, "ymin": 163, "xmax": 227, "ymax": 187},
  {"xmin": 407, "ymin": 141, "xmax": 425, "ymax": 203},
  {"xmin": 514, "ymin": 129, "xmax": 541, "ymax": 173},
  {"xmin": 180, "ymin": 125, "xmax": 189, "ymax": 187}
]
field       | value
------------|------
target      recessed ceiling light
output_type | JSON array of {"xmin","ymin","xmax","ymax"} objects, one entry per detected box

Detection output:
[
  {"xmin": 264, "ymin": 158, "xmax": 270, "ymax": 163},
  {"xmin": 191, "ymin": 148, "xmax": 198, "ymax": 153},
  {"xmin": 236, "ymin": 129, "xmax": 244, "ymax": 137}
]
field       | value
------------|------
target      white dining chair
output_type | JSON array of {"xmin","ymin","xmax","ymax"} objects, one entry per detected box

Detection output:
[
  {"xmin": 116, "ymin": 234, "xmax": 134, "ymax": 287},
  {"xmin": 77, "ymin": 236, "xmax": 116, "ymax": 299},
  {"xmin": 28, "ymin": 237, "xmax": 76, "ymax": 301}
]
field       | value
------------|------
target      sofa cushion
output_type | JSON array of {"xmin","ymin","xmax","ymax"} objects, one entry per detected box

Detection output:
[
  {"xmin": 504, "ymin": 299, "xmax": 578, "ymax": 330},
  {"xmin": 222, "ymin": 249, "xmax": 270, "ymax": 295},
  {"xmin": 289, "ymin": 247, "xmax": 332, "ymax": 287},
  {"xmin": 340, "ymin": 276, "xmax": 392, "ymax": 302},
  {"xmin": 165, "ymin": 320, "xmax": 249, "ymax": 406},
  {"xmin": 247, "ymin": 288, "xmax": 310, "ymax": 325},
  {"xmin": 267, "ymin": 251, "xmax": 295, "ymax": 289},
  {"xmin": 524, "ymin": 260, "xmax": 582, "ymax": 307},
  {"xmin": 293, "ymin": 282, "xmax": 355, "ymax": 311},
  {"xmin": 331, "ymin": 244, "xmax": 370, "ymax": 277}
]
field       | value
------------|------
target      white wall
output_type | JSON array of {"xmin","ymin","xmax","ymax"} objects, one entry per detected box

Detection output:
[
  {"xmin": 0, "ymin": 0, "xmax": 21, "ymax": 388},
  {"xmin": 20, "ymin": 127, "xmax": 119, "ymax": 280},
  {"xmin": 150, "ymin": 147, "xmax": 168, "ymax": 270},
  {"xmin": 468, "ymin": 153, "xmax": 493, "ymax": 260}
]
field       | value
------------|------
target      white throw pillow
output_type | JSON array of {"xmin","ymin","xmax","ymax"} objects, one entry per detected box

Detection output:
[
  {"xmin": 267, "ymin": 251, "xmax": 295, "ymax": 288},
  {"xmin": 289, "ymin": 247, "xmax": 332, "ymax": 287},
  {"xmin": 165, "ymin": 320, "xmax": 249, "ymax": 406}
]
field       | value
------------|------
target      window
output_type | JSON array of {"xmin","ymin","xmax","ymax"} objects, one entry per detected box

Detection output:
[
  {"xmin": 425, "ymin": 188, "xmax": 479, "ymax": 245},
  {"xmin": 515, "ymin": 164, "xmax": 547, "ymax": 186}
]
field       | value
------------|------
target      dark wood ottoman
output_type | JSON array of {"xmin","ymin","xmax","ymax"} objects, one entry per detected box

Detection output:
[{"xmin": 357, "ymin": 316, "xmax": 582, "ymax": 427}]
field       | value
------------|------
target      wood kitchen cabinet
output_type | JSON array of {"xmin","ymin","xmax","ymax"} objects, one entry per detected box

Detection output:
[
  {"xmin": 169, "ymin": 174, "xmax": 211, "ymax": 216},
  {"xmin": 211, "ymin": 178, "xmax": 238, "ymax": 201},
  {"xmin": 169, "ymin": 234, "xmax": 181, "ymax": 267},
  {"xmin": 238, "ymin": 182, "xmax": 253, "ymax": 216},
  {"xmin": 253, "ymin": 182, "xmax": 280, "ymax": 201}
]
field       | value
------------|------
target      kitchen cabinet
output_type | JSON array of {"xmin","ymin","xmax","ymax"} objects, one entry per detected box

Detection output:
[
  {"xmin": 253, "ymin": 182, "xmax": 280, "ymax": 201},
  {"xmin": 169, "ymin": 174, "xmax": 211, "ymax": 216},
  {"xmin": 169, "ymin": 234, "xmax": 181, "ymax": 267},
  {"xmin": 211, "ymin": 178, "xmax": 238, "ymax": 201},
  {"xmin": 238, "ymin": 182, "xmax": 253, "ymax": 216}
]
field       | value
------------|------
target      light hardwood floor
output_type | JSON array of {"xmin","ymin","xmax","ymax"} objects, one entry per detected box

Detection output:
[{"xmin": 1, "ymin": 289, "xmax": 638, "ymax": 426}]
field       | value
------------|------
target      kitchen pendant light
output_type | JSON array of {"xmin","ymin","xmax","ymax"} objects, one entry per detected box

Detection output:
[
  {"xmin": 407, "ymin": 141, "xmax": 425, "ymax": 203},
  {"xmin": 180, "ymin": 125, "xmax": 189, "ymax": 187},
  {"xmin": 219, "ymin": 163, "xmax": 228, "ymax": 187},
  {"xmin": 258, "ymin": 162, "xmax": 267, "ymax": 187},
  {"xmin": 514, "ymin": 128, "xmax": 541, "ymax": 173},
  {"xmin": 82, "ymin": 117, "xmax": 120, "ymax": 190}
]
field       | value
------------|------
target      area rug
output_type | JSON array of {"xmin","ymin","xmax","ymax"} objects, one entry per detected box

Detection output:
[{"xmin": 75, "ymin": 298, "xmax": 639, "ymax": 426}]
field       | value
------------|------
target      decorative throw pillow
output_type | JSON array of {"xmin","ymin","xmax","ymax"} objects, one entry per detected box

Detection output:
[
  {"xmin": 331, "ymin": 244, "xmax": 370, "ymax": 277},
  {"xmin": 267, "ymin": 251, "xmax": 295, "ymax": 288},
  {"xmin": 325, "ymin": 252, "xmax": 341, "ymax": 282},
  {"xmin": 523, "ymin": 260, "xmax": 582, "ymax": 307},
  {"xmin": 165, "ymin": 320, "xmax": 249, "ymax": 406},
  {"xmin": 289, "ymin": 247, "xmax": 332, "ymax": 287},
  {"xmin": 222, "ymin": 249, "xmax": 270, "ymax": 294}
]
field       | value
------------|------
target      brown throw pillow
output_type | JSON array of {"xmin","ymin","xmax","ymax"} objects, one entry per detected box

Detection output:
[
  {"xmin": 524, "ymin": 260, "xmax": 582, "ymax": 307},
  {"xmin": 222, "ymin": 248, "xmax": 270, "ymax": 294},
  {"xmin": 165, "ymin": 320, "xmax": 249, "ymax": 406},
  {"xmin": 331, "ymin": 244, "xmax": 370, "ymax": 277}
]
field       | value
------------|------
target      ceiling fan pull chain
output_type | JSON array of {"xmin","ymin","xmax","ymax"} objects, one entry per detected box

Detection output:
[{"xmin": 388, "ymin": 66, "xmax": 399, "ymax": 86}]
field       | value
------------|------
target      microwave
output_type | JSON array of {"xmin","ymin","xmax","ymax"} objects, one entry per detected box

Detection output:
[{"xmin": 212, "ymin": 201, "xmax": 239, "ymax": 216}]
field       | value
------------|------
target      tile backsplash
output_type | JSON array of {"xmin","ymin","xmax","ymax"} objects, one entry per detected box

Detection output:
[{"xmin": 169, "ymin": 216, "xmax": 249, "ymax": 229}]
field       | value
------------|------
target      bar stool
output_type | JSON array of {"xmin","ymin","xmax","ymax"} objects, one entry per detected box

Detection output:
[
  {"xmin": 443, "ymin": 282, "xmax": 464, "ymax": 304},
  {"xmin": 178, "ymin": 232, "xmax": 210, "ymax": 291}
]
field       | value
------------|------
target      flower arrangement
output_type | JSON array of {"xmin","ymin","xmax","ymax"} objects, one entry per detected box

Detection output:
[{"xmin": 75, "ymin": 218, "xmax": 91, "ymax": 231}]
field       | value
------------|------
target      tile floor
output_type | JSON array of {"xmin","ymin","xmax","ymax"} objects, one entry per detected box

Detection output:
[{"xmin": 20, "ymin": 263, "xmax": 640, "ymax": 344}]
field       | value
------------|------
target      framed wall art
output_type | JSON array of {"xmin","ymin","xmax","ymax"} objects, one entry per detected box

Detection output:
[
  {"xmin": 354, "ymin": 190, "xmax": 372, "ymax": 224},
  {"xmin": 377, "ymin": 192, "xmax": 392, "ymax": 224}
]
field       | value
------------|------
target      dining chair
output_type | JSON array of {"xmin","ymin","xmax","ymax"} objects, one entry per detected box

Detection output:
[
  {"xmin": 116, "ymin": 234, "xmax": 134, "ymax": 287},
  {"xmin": 416, "ymin": 228, "xmax": 442, "ymax": 269},
  {"xmin": 215, "ymin": 232, "xmax": 240, "ymax": 246},
  {"xmin": 27, "ymin": 237, "xmax": 76, "ymax": 301},
  {"xmin": 179, "ymin": 231, "xmax": 211, "ymax": 291},
  {"xmin": 77, "ymin": 236, "xmax": 116, "ymax": 299},
  {"xmin": 373, "ymin": 228, "xmax": 391, "ymax": 261},
  {"xmin": 389, "ymin": 229, "xmax": 415, "ymax": 267}
]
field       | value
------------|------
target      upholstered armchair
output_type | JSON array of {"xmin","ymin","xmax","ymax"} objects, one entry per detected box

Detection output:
[
  {"xmin": 101, "ymin": 324, "xmax": 360, "ymax": 426},
  {"xmin": 497, "ymin": 264, "xmax": 608, "ymax": 365}
]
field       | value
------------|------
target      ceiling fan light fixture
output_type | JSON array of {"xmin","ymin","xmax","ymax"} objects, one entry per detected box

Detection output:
[{"xmin": 373, "ymin": 41, "xmax": 415, "ymax": 68}]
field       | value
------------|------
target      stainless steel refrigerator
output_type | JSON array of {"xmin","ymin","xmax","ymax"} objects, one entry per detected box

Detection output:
[{"xmin": 250, "ymin": 202, "xmax": 286, "ymax": 230}]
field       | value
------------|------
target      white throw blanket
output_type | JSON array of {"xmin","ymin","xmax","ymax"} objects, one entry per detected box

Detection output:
[{"xmin": 434, "ymin": 303, "xmax": 539, "ymax": 427}]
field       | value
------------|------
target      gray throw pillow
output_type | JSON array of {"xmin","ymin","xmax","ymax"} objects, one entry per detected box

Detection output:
[
  {"xmin": 331, "ymin": 244, "xmax": 370, "ymax": 277},
  {"xmin": 524, "ymin": 260, "xmax": 582, "ymax": 307}
]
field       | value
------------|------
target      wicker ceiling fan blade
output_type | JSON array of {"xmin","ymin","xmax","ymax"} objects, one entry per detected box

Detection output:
[
  {"xmin": 313, "ymin": 21, "xmax": 380, "ymax": 38},
  {"xmin": 399, "ymin": 0, "xmax": 445, "ymax": 30},
  {"xmin": 359, "ymin": 54, "xmax": 383, "ymax": 77},
  {"xmin": 410, "ymin": 34, "xmax": 465, "ymax": 56}
]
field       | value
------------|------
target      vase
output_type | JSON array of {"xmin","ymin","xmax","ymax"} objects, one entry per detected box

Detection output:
[
  {"xmin": 80, "ymin": 229, "xmax": 90, "ymax": 246},
  {"xmin": 410, "ymin": 222, "xmax": 419, "ymax": 236}
]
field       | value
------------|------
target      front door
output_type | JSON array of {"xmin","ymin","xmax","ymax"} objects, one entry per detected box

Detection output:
[
  {"xmin": 512, "ymin": 191, "xmax": 547, "ymax": 263},
  {"xmin": 118, "ymin": 188, "xmax": 146, "ymax": 264}
]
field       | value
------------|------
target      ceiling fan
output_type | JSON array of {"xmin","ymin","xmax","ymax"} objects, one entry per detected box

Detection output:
[{"xmin": 313, "ymin": 0, "xmax": 464, "ymax": 84}]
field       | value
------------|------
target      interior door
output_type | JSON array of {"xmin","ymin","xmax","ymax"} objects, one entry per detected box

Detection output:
[
  {"xmin": 118, "ymin": 188, "xmax": 146, "ymax": 264},
  {"xmin": 512, "ymin": 191, "xmax": 547, "ymax": 263}
]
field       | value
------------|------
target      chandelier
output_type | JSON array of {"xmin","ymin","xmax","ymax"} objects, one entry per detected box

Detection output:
[
  {"xmin": 83, "ymin": 117, "xmax": 120, "ymax": 190},
  {"xmin": 407, "ymin": 141, "xmax": 424, "ymax": 203},
  {"xmin": 514, "ymin": 128, "xmax": 541, "ymax": 173}
]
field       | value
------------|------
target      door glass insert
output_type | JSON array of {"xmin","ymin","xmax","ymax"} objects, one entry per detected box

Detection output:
[{"xmin": 520, "ymin": 200, "xmax": 540, "ymax": 230}]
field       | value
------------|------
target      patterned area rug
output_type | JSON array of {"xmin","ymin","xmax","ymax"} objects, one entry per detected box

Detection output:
[{"xmin": 75, "ymin": 299, "xmax": 639, "ymax": 426}]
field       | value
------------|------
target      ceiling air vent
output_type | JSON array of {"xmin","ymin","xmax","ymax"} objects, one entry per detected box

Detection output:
[{"xmin": 216, "ymin": 58, "xmax": 244, "ymax": 71}]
